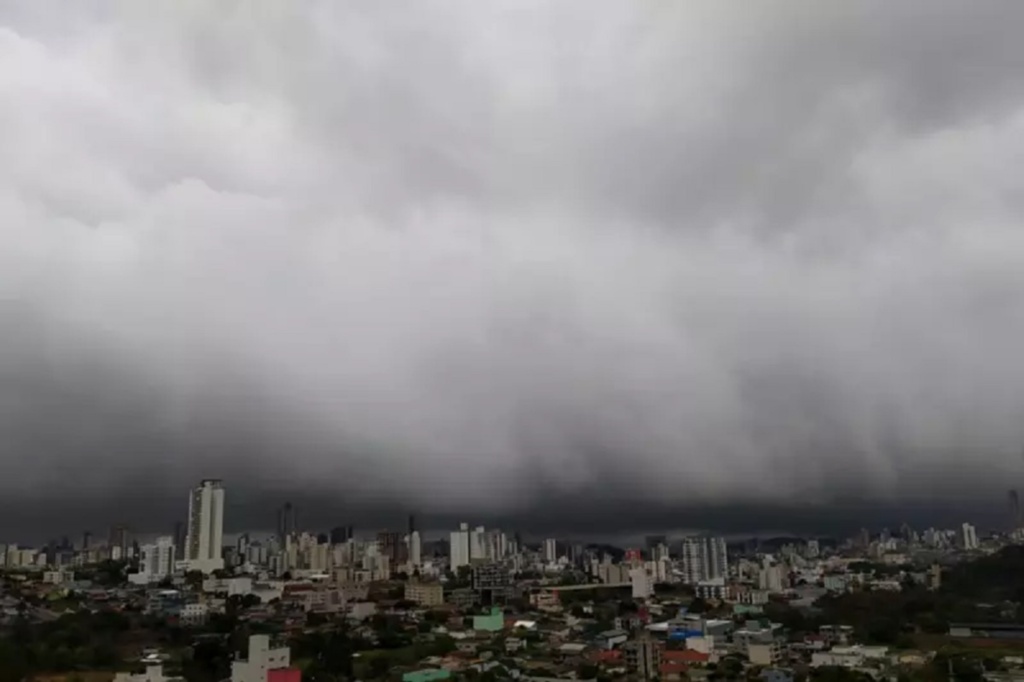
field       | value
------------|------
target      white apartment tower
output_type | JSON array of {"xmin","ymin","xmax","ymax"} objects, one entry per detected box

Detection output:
[
  {"xmin": 961, "ymin": 523, "xmax": 979, "ymax": 551},
  {"xmin": 140, "ymin": 536, "xmax": 176, "ymax": 580},
  {"xmin": 679, "ymin": 536, "xmax": 728, "ymax": 584},
  {"xmin": 185, "ymin": 479, "xmax": 225, "ymax": 574},
  {"xmin": 630, "ymin": 565, "xmax": 654, "ymax": 599},
  {"xmin": 408, "ymin": 530, "xmax": 422, "ymax": 569},
  {"xmin": 543, "ymin": 538, "xmax": 558, "ymax": 564},
  {"xmin": 470, "ymin": 526, "xmax": 487, "ymax": 561},
  {"xmin": 450, "ymin": 522, "xmax": 471, "ymax": 572}
]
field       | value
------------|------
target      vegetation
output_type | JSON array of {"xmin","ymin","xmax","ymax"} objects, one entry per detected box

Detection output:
[{"xmin": 0, "ymin": 610, "xmax": 127, "ymax": 680}]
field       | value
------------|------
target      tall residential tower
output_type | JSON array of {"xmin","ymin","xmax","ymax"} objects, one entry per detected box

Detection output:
[{"xmin": 185, "ymin": 479, "xmax": 225, "ymax": 573}]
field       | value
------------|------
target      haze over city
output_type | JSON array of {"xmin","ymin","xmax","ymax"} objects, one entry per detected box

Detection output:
[{"xmin": 5, "ymin": 1, "xmax": 1024, "ymax": 539}]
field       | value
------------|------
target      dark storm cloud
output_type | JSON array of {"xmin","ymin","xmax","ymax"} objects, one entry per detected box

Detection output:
[{"xmin": 4, "ymin": 1, "xmax": 1024, "ymax": 538}]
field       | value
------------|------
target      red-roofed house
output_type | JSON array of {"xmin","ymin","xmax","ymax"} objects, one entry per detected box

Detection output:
[
  {"xmin": 590, "ymin": 649, "xmax": 623, "ymax": 664},
  {"xmin": 660, "ymin": 662, "xmax": 689, "ymax": 680},
  {"xmin": 663, "ymin": 649, "xmax": 710, "ymax": 665},
  {"xmin": 267, "ymin": 670, "xmax": 302, "ymax": 682}
]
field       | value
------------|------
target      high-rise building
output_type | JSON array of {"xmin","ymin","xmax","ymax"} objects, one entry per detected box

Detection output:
[
  {"xmin": 472, "ymin": 562, "xmax": 513, "ymax": 605},
  {"xmin": 470, "ymin": 526, "xmax": 487, "ymax": 562},
  {"xmin": 624, "ymin": 635, "xmax": 662, "ymax": 680},
  {"xmin": 378, "ymin": 530, "xmax": 407, "ymax": 568},
  {"xmin": 173, "ymin": 521, "xmax": 186, "ymax": 559},
  {"xmin": 679, "ymin": 536, "xmax": 728, "ymax": 584},
  {"xmin": 484, "ymin": 529, "xmax": 508, "ymax": 561},
  {"xmin": 645, "ymin": 535, "xmax": 667, "ymax": 553},
  {"xmin": 276, "ymin": 502, "xmax": 297, "ymax": 545},
  {"xmin": 1010, "ymin": 490, "xmax": 1021, "ymax": 529},
  {"xmin": 960, "ymin": 522, "xmax": 979, "ymax": 551},
  {"xmin": 185, "ymin": 479, "xmax": 225, "ymax": 573},
  {"xmin": 408, "ymin": 531, "xmax": 422, "ymax": 568},
  {"xmin": 108, "ymin": 525, "xmax": 130, "ymax": 561},
  {"xmin": 450, "ymin": 522, "xmax": 471, "ymax": 572},
  {"xmin": 329, "ymin": 526, "xmax": 351, "ymax": 545},
  {"xmin": 631, "ymin": 565, "xmax": 653, "ymax": 599},
  {"xmin": 139, "ymin": 536, "xmax": 176, "ymax": 581},
  {"xmin": 543, "ymin": 538, "xmax": 557, "ymax": 564}
]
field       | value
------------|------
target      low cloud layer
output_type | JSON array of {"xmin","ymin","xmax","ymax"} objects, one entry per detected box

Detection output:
[{"xmin": 4, "ymin": 1, "xmax": 1024, "ymax": 535}]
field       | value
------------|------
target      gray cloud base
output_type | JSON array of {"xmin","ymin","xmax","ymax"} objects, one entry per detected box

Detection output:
[{"xmin": 3, "ymin": 1, "xmax": 1024, "ymax": 536}]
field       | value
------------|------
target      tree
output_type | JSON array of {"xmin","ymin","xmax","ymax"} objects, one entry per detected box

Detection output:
[
  {"xmin": 184, "ymin": 570, "xmax": 205, "ymax": 590},
  {"xmin": 688, "ymin": 597, "xmax": 709, "ymax": 614}
]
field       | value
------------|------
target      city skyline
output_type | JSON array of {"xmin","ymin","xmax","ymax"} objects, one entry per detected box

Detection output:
[{"xmin": 5, "ymin": 2, "xmax": 1024, "ymax": 680}]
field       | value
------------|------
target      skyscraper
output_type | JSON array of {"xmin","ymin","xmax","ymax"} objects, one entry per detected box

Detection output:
[
  {"xmin": 185, "ymin": 479, "xmax": 225, "ymax": 573},
  {"xmin": 543, "ymin": 538, "xmax": 557, "ymax": 564},
  {"xmin": 378, "ymin": 530, "xmax": 407, "ymax": 568},
  {"xmin": 678, "ymin": 536, "xmax": 728, "ymax": 584},
  {"xmin": 139, "ymin": 536, "xmax": 176, "ymax": 581},
  {"xmin": 1009, "ymin": 490, "xmax": 1020, "ymax": 529},
  {"xmin": 408, "ymin": 530, "xmax": 422, "ymax": 569},
  {"xmin": 960, "ymin": 522, "xmax": 979, "ymax": 551},
  {"xmin": 450, "ymin": 522, "xmax": 470, "ymax": 572},
  {"xmin": 276, "ymin": 502, "xmax": 297, "ymax": 545},
  {"xmin": 173, "ymin": 521, "xmax": 186, "ymax": 559},
  {"xmin": 108, "ymin": 525, "xmax": 129, "ymax": 560}
]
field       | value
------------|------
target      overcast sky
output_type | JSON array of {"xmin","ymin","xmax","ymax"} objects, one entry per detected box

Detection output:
[{"xmin": 4, "ymin": 1, "xmax": 1024, "ymax": 540}]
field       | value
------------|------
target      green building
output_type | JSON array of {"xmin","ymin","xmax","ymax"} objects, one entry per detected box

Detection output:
[
  {"xmin": 402, "ymin": 669, "xmax": 452, "ymax": 682},
  {"xmin": 472, "ymin": 607, "xmax": 505, "ymax": 632}
]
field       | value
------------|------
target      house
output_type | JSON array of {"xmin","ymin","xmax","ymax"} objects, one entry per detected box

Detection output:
[
  {"xmin": 660, "ymin": 662, "xmax": 689, "ymax": 681},
  {"xmin": 114, "ymin": 664, "xmax": 183, "ymax": 682},
  {"xmin": 231, "ymin": 634, "xmax": 292, "ymax": 682},
  {"xmin": 747, "ymin": 642, "xmax": 783, "ymax": 666},
  {"xmin": 505, "ymin": 637, "xmax": 525, "ymax": 653},
  {"xmin": 811, "ymin": 645, "xmax": 889, "ymax": 669},
  {"xmin": 663, "ymin": 650, "xmax": 710, "ymax": 666},
  {"xmin": 267, "ymin": 671, "xmax": 302, "ymax": 682},
  {"xmin": 596, "ymin": 629, "xmax": 629, "ymax": 650},
  {"xmin": 558, "ymin": 643, "xmax": 589, "ymax": 658},
  {"xmin": 761, "ymin": 668, "xmax": 794, "ymax": 682}
]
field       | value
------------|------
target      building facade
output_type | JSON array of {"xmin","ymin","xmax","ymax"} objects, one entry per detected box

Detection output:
[{"xmin": 185, "ymin": 479, "xmax": 225, "ymax": 574}]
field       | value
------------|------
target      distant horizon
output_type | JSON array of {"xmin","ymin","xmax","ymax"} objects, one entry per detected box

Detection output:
[{"xmin": 8, "ymin": 521, "xmax": 998, "ymax": 550}]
